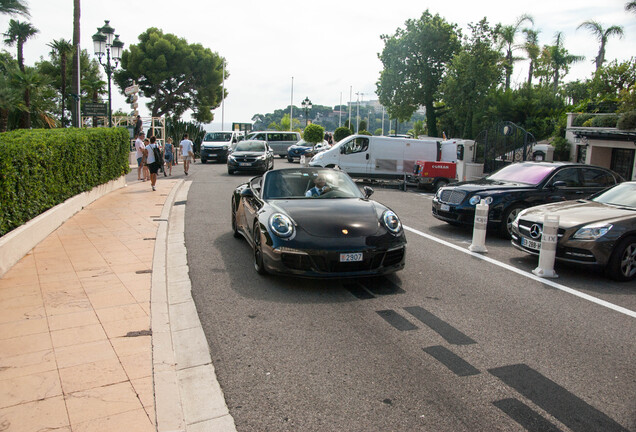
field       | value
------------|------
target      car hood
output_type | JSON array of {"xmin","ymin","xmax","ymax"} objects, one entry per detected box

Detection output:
[
  {"xmin": 232, "ymin": 151, "xmax": 264, "ymax": 157},
  {"xmin": 271, "ymin": 199, "xmax": 381, "ymax": 237},
  {"xmin": 519, "ymin": 200, "xmax": 636, "ymax": 228},
  {"xmin": 447, "ymin": 179, "xmax": 533, "ymax": 193},
  {"xmin": 289, "ymin": 145, "xmax": 312, "ymax": 151}
]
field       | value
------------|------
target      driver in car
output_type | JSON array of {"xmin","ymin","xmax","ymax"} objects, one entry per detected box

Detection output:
[{"xmin": 305, "ymin": 174, "xmax": 333, "ymax": 197}]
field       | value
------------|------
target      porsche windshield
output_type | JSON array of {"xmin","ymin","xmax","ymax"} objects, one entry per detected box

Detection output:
[
  {"xmin": 263, "ymin": 169, "xmax": 364, "ymax": 200},
  {"xmin": 487, "ymin": 163, "xmax": 556, "ymax": 185},
  {"xmin": 592, "ymin": 182, "xmax": 636, "ymax": 207}
]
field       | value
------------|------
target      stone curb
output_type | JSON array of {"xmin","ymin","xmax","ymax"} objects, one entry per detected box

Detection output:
[
  {"xmin": 0, "ymin": 176, "xmax": 127, "ymax": 277},
  {"xmin": 152, "ymin": 180, "xmax": 237, "ymax": 432}
]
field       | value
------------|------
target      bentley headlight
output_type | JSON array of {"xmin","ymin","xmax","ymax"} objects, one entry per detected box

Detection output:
[
  {"xmin": 469, "ymin": 195, "xmax": 493, "ymax": 206},
  {"xmin": 269, "ymin": 213, "xmax": 294, "ymax": 238},
  {"xmin": 572, "ymin": 223, "xmax": 613, "ymax": 240},
  {"xmin": 382, "ymin": 210, "xmax": 402, "ymax": 234}
]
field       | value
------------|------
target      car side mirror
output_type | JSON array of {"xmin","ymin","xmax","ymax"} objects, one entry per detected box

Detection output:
[
  {"xmin": 363, "ymin": 186, "xmax": 374, "ymax": 199},
  {"xmin": 240, "ymin": 188, "xmax": 254, "ymax": 198},
  {"xmin": 551, "ymin": 181, "xmax": 567, "ymax": 189}
]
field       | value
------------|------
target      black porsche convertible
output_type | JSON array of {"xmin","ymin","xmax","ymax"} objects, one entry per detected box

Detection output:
[{"xmin": 231, "ymin": 167, "xmax": 407, "ymax": 277}]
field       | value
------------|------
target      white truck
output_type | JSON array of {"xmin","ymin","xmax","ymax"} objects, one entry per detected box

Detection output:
[{"xmin": 309, "ymin": 135, "xmax": 458, "ymax": 187}]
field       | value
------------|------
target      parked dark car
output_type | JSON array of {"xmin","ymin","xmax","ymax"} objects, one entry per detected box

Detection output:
[
  {"xmin": 511, "ymin": 181, "xmax": 636, "ymax": 281},
  {"xmin": 231, "ymin": 167, "xmax": 406, "ymax": 277},
  {"xmin": 432, "ymin": 162, "xmax": 622, "ymax": 238},
  {"xmin": 287, "ymin": 140, "xmax": 330, "ymax": 162},
  {"xmin": 227, "ymin": 140, "xmax": 274, "ymax": 175}
]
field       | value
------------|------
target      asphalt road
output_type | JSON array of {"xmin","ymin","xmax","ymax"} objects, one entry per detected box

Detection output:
[{"xmin": 180, "ymin": 159, "xmax": 635, "ymax": 432}]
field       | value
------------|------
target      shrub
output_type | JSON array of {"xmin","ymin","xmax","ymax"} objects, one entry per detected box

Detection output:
[
  {"xmin": 359, "ymin": 130, "xmax": 372, "ymax": 136},
  {"xmin": 334, "ymin": 127, "xmax": 352, "ymax": 142},
  {"xmin": 582, "ymin": 119, "xmax": 594, "ymax": 127},
  {"xmin": 617, "ymin": 111, "xmax": 636, "ymax": 130},
  {"xmin": 374, "ymin": 128, "xmax": 383, "ymax": 136},
  {"xmin": 303, "ymin": 124, "xmax": 325, "ymax": 144},
  {"xmin": 573, "ymin": 113, "xmax": 594, "ymax": 126},
  {"xmin": 0, "ymin": 127, "xmax": 130, "ymax": 236},
  {"xmin": 551, "ymin": 137, "xmax": 571, "ymax": 161},
  {"xmin": 590, "ymin": 114, "xmax": 619, "ymax": 128}
]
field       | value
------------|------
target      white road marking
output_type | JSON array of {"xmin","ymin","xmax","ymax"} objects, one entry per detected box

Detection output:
[{"xmin": 404, "ymin": 225, "xmax": 636, "ymax": 319}]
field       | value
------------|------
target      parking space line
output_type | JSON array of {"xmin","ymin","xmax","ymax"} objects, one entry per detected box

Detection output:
[{"xmin": 404, "ymin": 225, "xmax": 636, "ymax": 319}]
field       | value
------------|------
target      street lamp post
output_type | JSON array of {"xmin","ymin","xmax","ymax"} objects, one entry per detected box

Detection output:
[
  {"xmin": 92, "ymin": 20, "xmax": 124, "ymax": 127},
  {"xmin": 301, "ymin": 96, "xmax": 312, "ymax": 127}
]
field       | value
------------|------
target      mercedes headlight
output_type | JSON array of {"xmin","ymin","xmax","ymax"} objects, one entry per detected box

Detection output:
[
  {"xmin": 382, "ymin": 210, "xmax": 402, "ymax": 235},
  {"xmin": 469, "ymin": 195, "xmax": 493, "ymax": 206},
  {"xmin": 269, "ymin": 213, "xmax": 295, "ymax": 238},
  {"xmin": 572, "ymin": 223, "xmax": 612, "ymax": 240}
]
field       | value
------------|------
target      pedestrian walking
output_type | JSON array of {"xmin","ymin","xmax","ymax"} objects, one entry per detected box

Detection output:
[
  {"xmin": 142, "ymin": 138, "xmax": 151, "ymax": 181},
  {"xmin": 135, "ymin": 132, "xmax": 146, "ymax": 181},
  {"xmin": 164, "ymin": 137, "xmax": 174, "ymax": 176},
  {"xmin": 180, "ymin": 133, "xmax": 194, "ymax": 176},
  {"xmin": 134, "ymin": 115, "xmax": 143, "ymax": 138},
  {"xmin": 144, "ymin": 136, "xmax": 162, "ymax": 191}
]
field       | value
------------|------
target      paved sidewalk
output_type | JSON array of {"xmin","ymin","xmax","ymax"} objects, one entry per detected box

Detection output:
[{"xmin": 0, "ymin": 177, "xmax": 176, "ymax": 431}]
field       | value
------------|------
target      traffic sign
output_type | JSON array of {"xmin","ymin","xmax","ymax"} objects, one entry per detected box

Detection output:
[
  {"xmin": 83, "ymin": 102, "xmax": 107, "ymax": 116},
  {"xmin": 124, "ymin": 84, "xmax": 139, "ymax": 95}
]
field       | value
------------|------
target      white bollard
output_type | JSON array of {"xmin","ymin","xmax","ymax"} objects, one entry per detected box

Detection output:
[
  {"xmin": 532, "ymin": 215, "xmax": 559, "ymax": 278},
  {"xmin": 469, "ymin": 200, "xmax": 488, "ymax": 253}
]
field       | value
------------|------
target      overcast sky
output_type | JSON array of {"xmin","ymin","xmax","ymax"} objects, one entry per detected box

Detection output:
[{"xmin": 2, "ymin": 0, "xmax": 635, "ymax": 130}]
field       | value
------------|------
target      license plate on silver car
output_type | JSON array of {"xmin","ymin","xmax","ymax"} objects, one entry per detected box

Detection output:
[
  {"xmin": 521, "ymin": 237, "xmax": 541, "ymax": 250},
  {"xmin": 239, "ymin": 162, "xmax": 251, "ymax": 166},
  {"xmin": 340, "ymin": 252, "xmax": 363, "ymax": 262}
]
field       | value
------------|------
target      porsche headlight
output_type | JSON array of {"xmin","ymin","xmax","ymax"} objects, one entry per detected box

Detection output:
[
  {"xmin": 269, "ymin": 213, "xmax": 294, "ymax": 238},
  {"xmin": 469, "ymin": 195, "xmax": 493, "ymax": 206},
  {"xmin": 572, "ymin": 223, "xmax": 613, "ymax": 240},
  {"xmin": 382, "ymin": 210, "xmax": 402, "ymax": 234}
]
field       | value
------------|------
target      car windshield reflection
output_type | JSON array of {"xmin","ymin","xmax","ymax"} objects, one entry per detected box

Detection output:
[
  {"xmin": 263, "ymin": 169, "xmax": 364, "ymax": 200},
  {"xmin": 592, "ymin": 183, "xmax": 636, "ymax": 207},
  {"xmin": 204, "ymin": 132, "xmax": 232, "ymax": 142},
  {"xmin": 487, "ymin": 163, "xmax": 556, "ymax": 185},
  {"xmin": 235, "ymin": 141, "xmax": 266, "ymax": 152}
]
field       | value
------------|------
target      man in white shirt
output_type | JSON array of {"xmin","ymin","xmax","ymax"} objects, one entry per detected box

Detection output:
[
  {"xmin": 134, "ymin": 132, "xmax": 145, "ymax": 180},
  {"xmin": 180, "ymin": 133, "xmax": 194, "ymax": 176},
  {"xmin": 305, "ymin": 174, "xmax": 333, "ymax": 197}
]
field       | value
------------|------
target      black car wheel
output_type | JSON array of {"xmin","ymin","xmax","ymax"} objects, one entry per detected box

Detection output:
[
  {"xmin": 231, "ymin": 198, "xmax": 240, "ymax": 238},
  {"xmin": 606, "ymin": 235, "xmax": 636, "ymax": 282},
  {"xmin": 287, "ymin": 156, "xmax": 294, "ymax": 163},
  {"xmin": 228, "ymin": 168, "xmax": 235, "ymax": 175},
  {"xmin": 201, "ymin": 159, "xmax": 207, "ymax": 164},
  {"xmin": 499, "ymin": 205, "xmax": 524, "ymax": 239},
  {"xmin": 253, "ymin": 222, "xmax": 267, "ymax": 275},
  {"xmin": 433, "ymin": 178, "xmax": 449, "ymax": 192}
]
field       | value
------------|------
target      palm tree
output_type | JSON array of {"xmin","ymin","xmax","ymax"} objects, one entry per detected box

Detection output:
[
  {"xmin": 71, "ymin": 0, "xmax": 80, "ymax": 127},
  {"xmin": 47, "ymin": 38, "xmax": 73, "ymax": 127},
  {"xmin": 10, "ymin": 67, "xmax": 45, "ymax": 128},
  {"xmin": 522, "ymin": 28, "xmax": 540, "ymax": 86},
  {"xmin": 0, "ymin": 0, "xmax": 29, "ymax": 17},
  {"xmin": 3, "ymin": 19, "xmax": 39, "ymax": 72},
  {"xmin": 496, "ymin": 14, "xmax": 534, "ymax": 90},
  {"xmin": 626, "ymin": 1, "xmax": 636, "ymax": 14},
  {"xmin": 0, "ymin": 74, "xmax": 22, "ymax": 132},
  {"xmin": 577, "ymin": 20, "xmax": 624, "ymax": 73},
  {"xmin": 548, "ymin": 32, "xmax": 585, "ymax": 93}
]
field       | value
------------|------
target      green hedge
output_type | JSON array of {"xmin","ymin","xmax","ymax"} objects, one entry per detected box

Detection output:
[
  {"xmin": 590, "ymin": 114, "xmax": 619, "ymax": 127},
  {"xmin": 0, "ymin": 127, "xmax": 130, "ymax": 237}
]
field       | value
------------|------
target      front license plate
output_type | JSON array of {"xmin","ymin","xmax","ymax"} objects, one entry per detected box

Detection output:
[
  {"xmin": 340, "ymin": 252, "xmax": 363, "ymax": 262},
  {"xmin": 440, "ymin": 204, "xmax": 450, "ymax": 212},
  {"xmin": 521, "ymin": 237, "xmax": 541, "ymax": 250},
  {"xmin": 239, "ymin": 162, "xmax": 251, "ymax": 166}
]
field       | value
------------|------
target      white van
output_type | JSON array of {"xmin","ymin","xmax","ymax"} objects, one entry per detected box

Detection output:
[
  {"xmin": 200, "ymin": 131, "xmax": 245, "ymax": 163},
  {"xmin": 309, "ymin": 135, "xmax": 455, "ymax": 178},
  {"xmin": 246, "ymin": 131, "xmax": 301, "ymax": 158}
]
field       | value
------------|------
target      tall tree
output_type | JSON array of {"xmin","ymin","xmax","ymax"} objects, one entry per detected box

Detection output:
[
  {"xmin": 47, "ymin": 38, "xmax": 73, "ymax": 127},
  {"xmin": 496, "ymin": 14, "xmax": 534, "ymax": 90},
  {"xmin": 3, "ymin": 19, "xmax": 38, "ymax": 72},
  {"xmin": 577, "ymin": 20, "xmax": 624, "ymax": 74},
  {"xmin": 535, "ymin": 32, "xmax": 584, "ymax": 92},
  {"xmin": 0, "ymin": 74, "xmax": 21, "ymax": 132},
  {"xmin": 9, "ymin": 67, "xmax": 51, "ymax": 128},
  {"xmin": 439, "ymin": 19, "xmax": 503, "ymax": 138},
  {"xmin": 71, "ymin": 0, "xmax": 80, "ymax": 127},
  {"xmin": 0, "ymin": 0, "xmax": 29, "ymax": 17},
  {"xmin": 627, "ymin": 1, "xmax": 636, "ymax": 14},
  {"xmin": 115, "ymin": 27, "xmax": 226, "ymax": 122},
  {"xmin": 522, "ymin": 28, "xmax": 540, "ymax": 86},
  {"xmin": 377, "ymin": 10, "xmax": 461, "ymax": 137}
]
